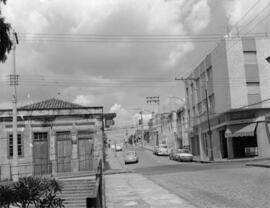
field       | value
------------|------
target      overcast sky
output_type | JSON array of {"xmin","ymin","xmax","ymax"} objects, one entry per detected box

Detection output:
[{"xmin": 1, "ymin": 0, "xmax": 270, "ymax": 140}]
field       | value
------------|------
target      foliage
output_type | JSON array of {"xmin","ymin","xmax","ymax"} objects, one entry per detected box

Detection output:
[
  {"xmin": 0, "ymin": 185, "xmax": 16, "ymax": 208},
  {"xmin": 13, "ymin": 176, "xmax": 43, "ymax": 208},
  {"xmin": 36, "ymin": 178, "xmax": 65, "ymax": 208},
  {"xmin": 0, "ymin": 176, "xmax": 65, "ymax": 208},
  {"xmin": 0, "ymin": 0, "xmax": 13, "ymax": 63}
]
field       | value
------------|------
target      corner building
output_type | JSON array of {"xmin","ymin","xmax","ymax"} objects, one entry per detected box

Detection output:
[{"xmin": 185, "ymin": 36, "xmax": 270, "ymax": 161}]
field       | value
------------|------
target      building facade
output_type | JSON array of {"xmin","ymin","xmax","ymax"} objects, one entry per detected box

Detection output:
[
  {"xmin": 185, "ymin": 36, "xmax": 270, "ymax": 161},
  {"xmin": 0, "ymin": 98, "xmax": 115, "ymax": 181},
  {"xmin": 146, "ymin": 109, "xmax": 189, "ymax": 150}
]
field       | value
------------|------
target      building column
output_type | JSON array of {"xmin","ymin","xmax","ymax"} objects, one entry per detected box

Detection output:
[
  {"xmin": 49, "ymin": 129, "xmax": 57, "ymax": 175},
  {"xmin": 71, "ymin": 127, "xmax": 79, "ymax": 173},
  {"xmin": 227, "ymin": 137, "xmax": 234, "ymax": 159}
]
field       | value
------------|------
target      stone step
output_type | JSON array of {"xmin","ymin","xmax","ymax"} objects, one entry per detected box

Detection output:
[
  {"xmin": 62, "ymin": 184, "xmax": 94, "ymax": 189},
  {"xmin": 64, "ymin": 202, "xmax": 86, "ymax": 208},
  {"xmin": 59, "ymin": 177, "xmax": 98, "ymax": 208},
  {"xmin": 62, "ymin": 188, "xmax": 93, "ymax": 193}
]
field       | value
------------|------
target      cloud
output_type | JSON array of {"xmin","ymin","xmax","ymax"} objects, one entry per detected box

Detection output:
[
  {"xmin": 185, "ymin": 0, "xmax": 211, "ymax": 34},
  {"xmin": 0, "ymin": 0, "xmax": 230, "ymax": 116},
  {"xmin": 73, "ymin": 95, "xmax": 92, "ymax": 106},
  {"xmin": 109, "ymin": 104, "xmax": 135, "ymax": 127},
  {"xmin": 223, "ymin": 0, "xmax": 270, "ymax": 33}
]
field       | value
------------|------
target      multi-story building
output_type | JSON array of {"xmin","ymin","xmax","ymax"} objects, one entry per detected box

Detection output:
[
  {"xmin": 185, "ymin": 36, "xmax": 270, "ymax": 161},
  {"xmin": 176, "ymin": 106, "xmax": 189, "ymax": 150},
  {"xmin": 146, "ymin": 108, "xmax": 188, "ymax": 150}
]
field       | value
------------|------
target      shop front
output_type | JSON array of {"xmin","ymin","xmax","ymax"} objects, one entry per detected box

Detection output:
[{"xmin": 225, "ymin": 123, "xmax": 258, "ymax": 159}]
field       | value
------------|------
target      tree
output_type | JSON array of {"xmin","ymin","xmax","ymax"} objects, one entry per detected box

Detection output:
[{"xmin": 0, "ymin": 0, "xmax": 13, "ymax": 62}]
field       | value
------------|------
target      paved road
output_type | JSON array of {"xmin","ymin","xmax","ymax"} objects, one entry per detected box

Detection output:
[{"xmin": 117, "ymin": 146, "xmax": 270, "ymax": 208}]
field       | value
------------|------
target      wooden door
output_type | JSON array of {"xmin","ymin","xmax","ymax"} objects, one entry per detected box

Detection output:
[
  {"xmin": 33, "ymin": 133, "xmax": 49, "ymax": 175},
  {"xmin": 56, "ymin": 132, "xmax": 72, "ymax": 173},
  {"xmin": 78, "ymin": 138, "xmax": 93, "ymax": 171}
]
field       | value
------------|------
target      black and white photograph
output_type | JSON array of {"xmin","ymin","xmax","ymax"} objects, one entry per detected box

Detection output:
[{"xmin": 0, "ymin": 0, "xmax": 270, "ymax": 207}]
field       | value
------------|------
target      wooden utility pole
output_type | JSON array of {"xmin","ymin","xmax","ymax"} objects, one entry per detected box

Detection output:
[{"xmin": 10, "ymin": 30, "xmax": 19, "ymax": 181}]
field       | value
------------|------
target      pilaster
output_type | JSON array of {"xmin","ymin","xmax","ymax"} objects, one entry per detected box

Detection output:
[
  {"xmin": 227, "ymin": 137, "xmax": 234, "ymax": 159},
  {"xmin": 49, "ymin": 129, "xmax": 57, "ymax": 175},
  {"xmin": 71, "ymin": 126, "xmax": 79, "ymax": 172}
]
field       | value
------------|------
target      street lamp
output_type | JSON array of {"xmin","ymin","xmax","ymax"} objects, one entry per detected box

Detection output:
[{"xmin": 266, "ymin": 56, "xmax": 270, "ymax": 63}]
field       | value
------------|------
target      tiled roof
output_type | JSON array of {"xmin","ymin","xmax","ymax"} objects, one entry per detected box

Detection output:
[{"xmin": 20, "ymin": 98, "xmax": 84, "ymax": 110}]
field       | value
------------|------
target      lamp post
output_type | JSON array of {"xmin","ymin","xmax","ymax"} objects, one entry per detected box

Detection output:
[{"xmin": 266, "ymin": 56, "xmax": 270, "ymax": 63}]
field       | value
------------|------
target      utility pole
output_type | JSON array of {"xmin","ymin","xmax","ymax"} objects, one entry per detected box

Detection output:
[
  {"xmin": 100, "ymin": 107, "xmax": 105, "ymax": 208},
  {"xmin": 175, "ymin": 77, "xmax": 214, "ymax": 161},
  {"xmin": 140, "ymin": 111, "xmax": 144, "ymax": 147},
  {"xmin": 10, "ymin": 30, "xmax": 19, "ymax": 181},
  {"xmin": 204, "ymin": 89, "xmax": 214, "ymax": 161}
]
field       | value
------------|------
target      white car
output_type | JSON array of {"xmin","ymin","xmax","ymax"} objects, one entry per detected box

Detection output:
[
  {"xmin": 156, "ymin": 145, "xmax": 169, "ymax": 156},
  {"xmin": 176, "ymin": 149, "xmax": 193, "ymax": 162},
  {"xmin": 115, "ymin": 144, "xmax": 123, "ymax": 151}
]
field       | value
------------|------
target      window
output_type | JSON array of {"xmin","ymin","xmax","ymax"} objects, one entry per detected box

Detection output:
[
  {"xmin": 206, "ymin": 67, "xmax": 213, "ymax": 82},
  {"xmin": 246, "ymin": 82, "xmax": 260, "ymax": 94},
  {"xmin": 209, "ymin": 94, "xmax": 215, "ymax": 113},
  {"xmin": 34, "ymin": 132, "xmax": 48, "ymax": 141},
  {"xmin": 8, "ymin": 133, "xmax": 23, "ymax": 158},
  {"xmin": 244, "ymin": 51, "xmax": 257, "ymax": 64},
  {"xmin": 198, "ymin": 102, "xmax": 202, "ymax": 114},
  {"xmin": 196, "ymin": 78, "xmax": 201, "ymax": 101},
  {"xmin": 246, "ymin": 82, "xmax": 261, "ymax": 106}
]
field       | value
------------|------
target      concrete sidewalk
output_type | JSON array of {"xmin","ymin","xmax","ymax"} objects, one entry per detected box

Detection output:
[
  {"xmin": 106, "ymin": 173, "xmax": 195, "ymax": 208},
  {"xmin": 105, "ymin": 148, "xmax": 195, "ymax": 207},
  {"xmin": 105, "ymin": 149, "xmax": 132, "ymax": 175},
  {"xmin": 246, "ymin": 160, "xmax": 270, "ymax": 168}
]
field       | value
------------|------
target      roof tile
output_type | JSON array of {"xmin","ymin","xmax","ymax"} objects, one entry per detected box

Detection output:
[{"xmin": 20, "ymin": 98, "xmax": 84, "ymax": 110}]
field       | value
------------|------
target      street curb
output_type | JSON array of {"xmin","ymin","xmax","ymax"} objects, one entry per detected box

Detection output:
[
  {"xmin": 104, "ymin": 169, "xmax": 134, "ymax": 175},
  {"xmin": 143, "ymin": 146, "xmax": 154, "ymax": 152},
  {"xmin": 193, "ymin": 157, "xmax": 270, "ymax": 164},
  {"xmin": 245, "ymin": 164, "xmax": 270, "ymax": 168}
]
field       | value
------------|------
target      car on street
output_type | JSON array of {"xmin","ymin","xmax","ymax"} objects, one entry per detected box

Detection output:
[
  {"xmin": 154, "ymin": 144, "xmax": 169, "ymax": 156},
  {"xmin": 115, "ymin": 143, "xmax": 123, "ymax": 151},
  {"xmin": 170, "ymin": 149, "xmax": 193, "ymax": 162},
  {"xmin": 124, "ymin": 151, "xmax": 139, "ymax": 164}
]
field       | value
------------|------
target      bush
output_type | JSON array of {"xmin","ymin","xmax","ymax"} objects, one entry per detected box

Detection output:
[
  {"xmin": 0, "ymin": 176, "xmax": 65, "ymax": 208},
  {"xmin": 0, "ymin": 185, "xmax": 16, "ymax": 208}
]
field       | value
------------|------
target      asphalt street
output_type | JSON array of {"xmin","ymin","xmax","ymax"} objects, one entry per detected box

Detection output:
[{"xmin": 116, "ymin": 146, "xmax": 270, "ymax": 208}]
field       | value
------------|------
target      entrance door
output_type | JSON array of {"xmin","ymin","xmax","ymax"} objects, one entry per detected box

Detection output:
[
  {"xmin": 56, "ymin": 132, "xmax": 72, "ymax": 173},
  {"xmin": 33, "ymin": 132, "xmax": 50, "ymax": 175},
  {"xmin": 220, "ymin": 130, "xmax": 228, "ymax": 158},
  {"xmin": 78, "ymin": 138, "xmax": 94, "ymax": 171}
]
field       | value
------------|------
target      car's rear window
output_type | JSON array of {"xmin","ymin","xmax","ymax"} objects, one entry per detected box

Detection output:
[
  {"xmin": 126, "ymin": 152, "xmax": 136, "ymax": 155},
  {"xmin": 160, "ymin": 145, "xmax": 167, "ymax": 148},
  {"xmin": 177, "ymin": 149, "xmax": 190, "ymax": 153}
]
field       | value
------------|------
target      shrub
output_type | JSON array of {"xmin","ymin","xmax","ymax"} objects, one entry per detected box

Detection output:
[
  {"xmin": 0, "ymin": 185, "xmax": 16, "ymax": 208},
  {"xmin": 0, "ymin": 176, "xmax": 65, "ymax": 208},
  {"xmin": 13, "ymin": 176, "xmax": 43, "ymax": 208}
]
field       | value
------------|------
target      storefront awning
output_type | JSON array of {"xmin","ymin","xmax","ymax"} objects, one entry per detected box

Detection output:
[{"xmin": 225, "ymin": 123, "xmax": 257, "ymax": 138}]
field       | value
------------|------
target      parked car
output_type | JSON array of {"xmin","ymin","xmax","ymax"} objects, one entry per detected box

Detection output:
[
  {"xmin": 115, "ymin": 144, "xmax": 123, "ymax": 151},
  {"xmin": 124, "ymin": 151, "xmax": 139, "ymax": 164},
  {"xmin": 170, "ymin": 149, "xmax": 193, "ymax": 162},
  {"xmin": 169, "ymin": 149, "xmax": 179, "ymax": 160},
  {"xmin": 155, "ymin": 145, "xmax": 169, "ymax": 156}
]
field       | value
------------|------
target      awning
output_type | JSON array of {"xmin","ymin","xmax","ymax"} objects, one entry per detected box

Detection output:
[{"xmin": 225, "ymin": 123, "xmax": 257, "ymax": 138}]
